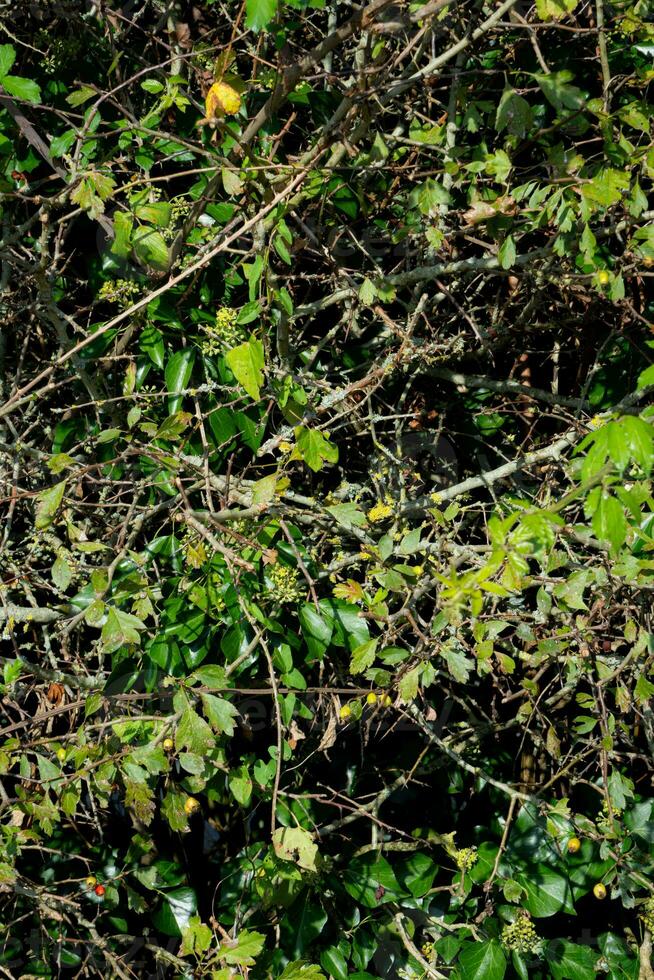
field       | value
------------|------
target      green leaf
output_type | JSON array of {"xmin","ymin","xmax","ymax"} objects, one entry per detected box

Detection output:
[
  {"xmin": 273, "ymin": 826, "xmax": 319, "ymax": 871},
  {"xmin": 326, "ymin": 503, "xmax": 369, "ymax": 530},
  {"xmin": 278, "ymin": 964, "xmax": 325, "ymax": 980},
  {"xmin": 229, "ymin": 765, "xmax": 253, "ymax": 805},
  {"xmin": 294, "ymin": 426, "xmax": 338, "ymax": 472},
  {"xmin": 350, "ymin": 638, "xmax": 378, "ymax": 674},
  {"xmin": 191, "ymin": 664, "xmax": 228, "ymax": 688},
  {"xmin": 66, "ymin": 84, "xmax": 96, "ymax": 106},
  {"xmin": 132, "ymin": 226, "xmax": 170, "ymax": 271},
  {"xmin": 545, "ymin": 940, "xmax": 597, "ymax": 980},
  {"xmin": 320, "ymin": 947, "xmax": 349, "ymax": 980},
  {"xmin": 498, "ymin": 235, "xmax": 517, "ymax": 270},
  {"xmin": 535, "ymin": 0, "xmax": 578, "ymax": 19},
  {"xmin": 358, "ymin": 278, "xmax": 377, "ymax": 306},
  {"xmin": 201, "ymin": 693, "xmax": 239, "ymax": 736},
  {"xmin": 458, "ymin": 940, "xmax": 507, "ymax": 980},
  {"xmin": 177, "ymin": 702, "xmax": 216, "ymax": 754},
  {"xmin": 591, "ymin": 493, "xmax": 627, "ymax": 552},
  {"xmin": 220, "ymin": 930, "xmax": 265, "ymax": 967},
  {"xmin": 51, "ymin": 554, "xmax": 73, "ymax": 591},
  {"xmin": 35, "ymin": 480, "xmax": 67, "ymax": 530},
  {"xmin": 165, "ymin": 349, "xmax": 194, "ymax": 415},
  {"xmin": 1, "ymin": 75, "xmax": 41, "ymax": 104},
  {"xmin": 495, "ymin": 89, "xmax": 532, "ymax": 136},
  {"xmin": 342, "ymin": 853, "xmax": 404, "ymax": 907},
  {"xmin": 101, "ymin": 607, "xmax": 145, "ymax": 653},
  {"xmin": 299, "ymin": 604, "xmax": 333, "ymax": 659},
  {"xmin": 622, "ymin": 415, "xmax": 654, "ymax": 471},
  {"xmin": 134, "ymin": 202, "xmax": 171, "ymax": 226},
  {"xmin": 226, "ymin": 336, "xmax": 265, "ymax": 401},
  {"xmin": 245, "ymin": 0, "xmax": 278, "ymax": 31},
  {"xmin": 180, "ymin": 916, "xmax": 213, "ymax": 956},
  {"xmin": 152, "ymin": 887, "xmax": 197, "ymax": 937},
  {"xmin": 536, "ymin": 71, "xmax": 585, "ymax": 112},
  {"xmin": 0, "ymin": 45, "xmax": 16, "ymax": 79},
  {"xmin": 517, "ymin": 866, "xmax": 575, "ymax": 917}
]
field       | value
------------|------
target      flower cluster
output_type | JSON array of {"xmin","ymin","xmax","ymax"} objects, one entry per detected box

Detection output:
[
  {"xmin": 501, "ymin": 912, "xmax": 542, "ymax": 954},
  {"xmin": 201, "ymin": 307, "xmax": 243, "ymax": 355},
  {"xmin": 98, "ymin": 279, "xmax": 140, "ymax": 308},
  {"xmin": 455, "ymin": 847, "xmax": 478, "ymax": 872},
  {"xmin": 267, "ymin": 563, "xmax": 302, "ymax": 604},
  {"xmin": 171, "ymin": 198, "xmax": 191, "ymax": 222},
  {"xmin": 639, "ymin": 896, "xmax": 654, "ymax": 932}
]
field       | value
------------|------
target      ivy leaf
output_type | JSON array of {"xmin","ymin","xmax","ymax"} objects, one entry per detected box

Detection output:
[
  {"xmin": 245, "ymin": 0, "xmax": 278, "ymax": 32},
  {"xmin": 226, "ymin": 336, "xmax": 265, "ymax": 401},
  {"xmin": 458, "ymin": 940, "xmax": 507, "ymax": 980},
  {"xmin": 517, "ymin": 866, "xmax": 575, "ymax": 916},
  {"xmin": 545, "ymin": 939, "xmax": 597, "ymax": 979},
  {"xmin": 35, "ymin": 480, "xmax": 67, "ymax": 530}
]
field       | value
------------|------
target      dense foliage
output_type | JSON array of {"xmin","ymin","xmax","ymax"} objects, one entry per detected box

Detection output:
[{"xmin": 1, "ymin": 0, "xmax": 654, "ymax": 976}]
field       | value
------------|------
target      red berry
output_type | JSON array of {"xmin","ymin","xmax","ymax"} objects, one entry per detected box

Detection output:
[{"xmin": 94, "ymin": 884, "xmax": 106, "ymax": 898}]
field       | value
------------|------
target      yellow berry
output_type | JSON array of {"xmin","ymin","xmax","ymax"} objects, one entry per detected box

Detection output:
[
  {"xmin": 56, "ymin": 748, "xmax": 66, "ymax": 762},
  {"xmin": 597, "ymin": 270, "xmax": 610, "ymax": 286},
  {"xmin": 339, "ymin": 705, "xmax": 352, "ymax": 720},
  {"xmin": 163, "ymin": 738, "xmax": 175, "ymax": 752},
  {"xmin": 593, "ymin": 882, "xmax": 607, "ymax": 900},
  {"xmin": 366, "ymin": 692, "xmax": 378, "ymax": 705},
  {"xmin": 381, "ymin": 694, "xmax": 393, "ymax": 707},
  {"xmin": 184, "ymin": 796, "xmax": 201, "ymax": 816},
  {"xmin": 567, "ymin": 837, "xmax": 581, "ymax": 854},
  {"xmin": 85, "ymin": 876, "xmax": 97, "ymax": 888}
]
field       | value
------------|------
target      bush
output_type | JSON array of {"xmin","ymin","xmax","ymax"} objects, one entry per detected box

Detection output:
[{"xmin": 1, "ymin": 0, "xmax": 654, "ymax": 975}]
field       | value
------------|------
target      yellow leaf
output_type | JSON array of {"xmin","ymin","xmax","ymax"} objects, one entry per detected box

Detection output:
[{"xmin": 205, "ymin": 82, "xmax": 241, "ymax": 118}]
